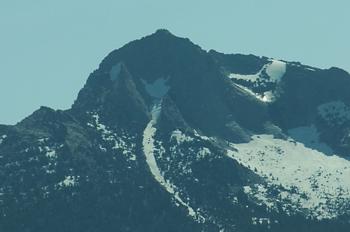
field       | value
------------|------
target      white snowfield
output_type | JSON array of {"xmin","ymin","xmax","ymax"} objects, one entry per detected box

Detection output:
[
  {"xmin": 0, "ymin": 134, "xmax": 7, "ymax": 145},
  {"xmin": 265, "ymin": 60, "xmax": 286, "ymax": 82},
  {"xmin": 142, "ymin": 103, "xmax": 204, "ymax": 223},
  {"xmin": 227, "ymin": 134, "xmax": 350, "ymax": 220},
  {"xmin": 228, "ymin": 59, "xmax": 286, "ymax": 103}
]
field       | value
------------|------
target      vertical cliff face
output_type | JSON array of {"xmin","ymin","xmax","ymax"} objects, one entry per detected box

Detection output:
[{"xmin": 1, "ymin": 29, "xmax": 350, "ymax": 232}]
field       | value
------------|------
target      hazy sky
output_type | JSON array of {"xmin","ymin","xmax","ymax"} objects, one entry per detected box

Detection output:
[{"xmin": 1, "ymin": 0, "xmax": 349, "ymax": 124}]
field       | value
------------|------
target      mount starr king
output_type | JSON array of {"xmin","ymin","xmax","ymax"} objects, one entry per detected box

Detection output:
[{"xmin": 1, "ymin": 29, "xmax": 350, "ymax": 232}]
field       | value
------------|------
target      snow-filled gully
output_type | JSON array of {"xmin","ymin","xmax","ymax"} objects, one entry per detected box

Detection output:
[{"xmin": 142, "ymin": 102, "xmax": 203, "ymax": 222}]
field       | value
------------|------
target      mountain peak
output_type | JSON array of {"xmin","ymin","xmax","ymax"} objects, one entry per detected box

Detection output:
[
  {"xmin": 142, "ymin": 28, "xmax": 184, "ymax": 43},
  {"xmin": 4, "ymin": 31, "xmax": 350, "ymax": 232},
  {"xmin": 153, "ymin": 28, "xmax": 174, "ymax": 36},
  {"xmin": 97, "ymin": 29, "xmax": 206, "ymax": 85}
]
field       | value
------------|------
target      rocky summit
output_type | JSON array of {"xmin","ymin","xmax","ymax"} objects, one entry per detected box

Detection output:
[{"xmin": 1, "ymin": 29, "xmax": 350, "ymax": 232}]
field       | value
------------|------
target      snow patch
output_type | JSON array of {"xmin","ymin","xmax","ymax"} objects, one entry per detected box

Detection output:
[
  {"xmin": 99, "ymin": 144, "xmax": 107, "ymax": 152},
  {"xmin": 193, "ymin": 130, "xmax": 211, "ymax": 141},
  {"xmin": 110, "ymin": 63, "xmax": 122, "ymax": 81},
  {"xmin": 36, "ymin": 139, "xmax": 59, "ymax": 160},
  {"xmin": 305, "ymin": 67, "xmax": 316, "ymax": 71},
  {"xmin": 234, "ymin": 83, "xmax": 272, "ymax": 103},
  {"xmin": 171, "ymin": 130, "xmax": 194, "ymax": 144},
  {"xmin": 0, "ymin": 134, "xmax": 7, "ymax": 145},
  {"xmin": 229, "ymin": 72, "xmax": 260, "ymax": 82},
  {"xmin": 244, "ymin": 184, "xmax": 275, "ymax": 210},
  {"xmin": 142, "ymin": 78, "xmax": 169, "ymax": 98},
  {"xmin": 45, "ymin": 148, "xmax": 57, "ymax": 159},
  {"xmin": 150, "ymin": 103, "xmax": 162, "ymax": 120},
  {"xmin": 58, "ymin": 175, "xmax": 78, "ymax": 187},
  {"xmin": 261, "ymin": 91, "xmax": 275, "ymax": 102},
  {"xmin": 265, "ymin": 60, "xmax": 286, "ymax": 82},
  {"xmin": 196, "ymin": 147, "xmax": 211, "ymax": 160},
  {"xmin": 38, "ymin": 138, "xmax": 48, "ymax": 143},
  {"xmin": 251, "ymin": 216, "xmax": 271, "ymax": 226}
]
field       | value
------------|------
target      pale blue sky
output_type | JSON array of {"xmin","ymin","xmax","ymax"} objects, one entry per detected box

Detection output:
[{"xmin": 1, "ymin": 0, "xmax": 349, "ymax": 124}]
